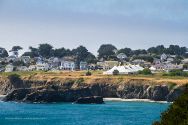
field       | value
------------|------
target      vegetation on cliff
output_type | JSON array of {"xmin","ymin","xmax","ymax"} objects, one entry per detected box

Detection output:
[{"xmin": 153, "ymin": 85, "xmax": 188, "ymax": 125}]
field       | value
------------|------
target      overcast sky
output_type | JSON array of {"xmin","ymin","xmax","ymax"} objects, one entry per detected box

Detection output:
[{"xmin": 0, "ymin": 0, "xmax": 188, "ymax": 55}]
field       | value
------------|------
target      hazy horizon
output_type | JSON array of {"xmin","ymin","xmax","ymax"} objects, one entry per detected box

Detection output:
[{"xmin": 0, "ymin": 0, "xmax": 188, "ymax": 55}]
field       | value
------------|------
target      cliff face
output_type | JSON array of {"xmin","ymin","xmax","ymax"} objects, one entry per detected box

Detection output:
[{"xmin": 0, "ymin": 78, "xmax": 185, "ymax": 103}]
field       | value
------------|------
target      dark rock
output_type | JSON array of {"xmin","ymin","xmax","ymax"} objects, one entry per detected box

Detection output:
[
  {"xmin": 3, "ymin": 88, "xmax": 31, "ymax": 102},
  {"xmin": 150, "ymin": 85, "xmax": 169, "ymax": 101},
  {"xmin": 167, "ymin": 86, "xmax": 185, "ymax": 102},
  {"xmin": 75, "ymin": 96, "xmax": 104, "ymax": 104}
]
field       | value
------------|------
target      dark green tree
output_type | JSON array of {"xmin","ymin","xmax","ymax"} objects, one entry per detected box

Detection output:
[
  {"xmin": 85, "ymin": 52, "xmax": 97, "ymax": 64},
  {"xmin": 53, "ymin": 48, "xmax": 72, "ymax": 58},
  {"xmin": 98, "ymin": 44, "xmax": 117, "ymax": 60},
  {"xmin": 9, "ymin": 46, "xmax": 23, "ymax": 57},
  {"xmin": 153, "ymin": 85, "xmax": 188, "ymax": 125},
  {"xmin": 38, "ymin": 43, "xmax": 53, "ymax": 58},
  {"xmin": 0, "ymin": 47, "xmax": 8, "ymax": 58},
  {"xmin": 133, "ymin": 49, "xmax": 147, "ymax": 55},
  {"xmin": 118, "ymin": 48, "xmax": 132, "ymax": 57}
]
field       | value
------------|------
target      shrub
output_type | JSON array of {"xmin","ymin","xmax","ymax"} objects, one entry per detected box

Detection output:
[
  {"xmin": 113, "ymin": 70, "xmax": 119, "ymax": 75},
  {"xmin": 167, "ymin": 82, "xmax": 177, "ymax": 90},
  {"xmin": 8, "ymin": 74, "xmax": 23, "ymax": 88},
  {"xmin": 76, "ymin": 78, "xmax": 84, "ymax": 84},
  {"xmin": 7, "ymin": 73, "xmax": 22, "ymax": 84},
  {"xmin": 163, "ymin": 69, "xmax": 188, "ymax": 77},
  {"xmin": 153, "ymin": 84, "xmax": 188, "ymax": 125},
  {"xmin": 85, "ymin": 71, "xmax": 92, "ymax": 76},
  {"xmin": 139, "ymin": 68, "xmax": 152, "ymax": 75}
]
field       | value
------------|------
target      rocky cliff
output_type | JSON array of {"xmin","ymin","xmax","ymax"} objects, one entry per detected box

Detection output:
[{"xmin": 0, "ymin": 77, "xmax": 186, "ymax": 103}]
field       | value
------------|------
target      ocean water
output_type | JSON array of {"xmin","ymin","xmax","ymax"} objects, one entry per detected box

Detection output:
[{"xmin": 0, "ymin": 101, "xmax": 169, "ymax": 125}]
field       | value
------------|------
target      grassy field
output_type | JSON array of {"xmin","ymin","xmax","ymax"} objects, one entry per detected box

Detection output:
[{"xmin": 0, "ymin": 70, "xmax": 188, "ymax": 85}]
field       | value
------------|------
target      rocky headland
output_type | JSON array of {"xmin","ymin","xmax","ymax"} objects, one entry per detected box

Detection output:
[{"xmin": 0, "ymin": 72, "xmax": 186, "ymax": 103}]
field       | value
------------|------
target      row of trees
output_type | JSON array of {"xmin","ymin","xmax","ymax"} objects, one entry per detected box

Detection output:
[
  {"xmin": 22, "ymin": 44, "xmax": 97, "ymax": 64},
  {"xmin": 0, "ymin": 44, "xmax": 188, "ymax": 64}
]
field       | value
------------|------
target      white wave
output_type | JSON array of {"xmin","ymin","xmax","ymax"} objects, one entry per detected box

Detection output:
[{"xmin": 104, "ymin": 98, "xmax": 171, "ymax": 103}]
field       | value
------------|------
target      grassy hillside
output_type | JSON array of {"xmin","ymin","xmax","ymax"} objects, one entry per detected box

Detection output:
[{"xmin": 0, "ymin": 71, "xmax": 188, "ymax": 86}]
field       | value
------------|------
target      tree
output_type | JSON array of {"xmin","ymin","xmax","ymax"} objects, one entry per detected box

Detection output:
[
  {"xmin": 118, "ymin": 48, "xmax": 133, "ymax": 57},
  {"xmin": 12, "ymin": 60, "xmax": 25, "ymax": 66},
  {"xmin": 132, "ymin": 55, "xmax": 154, "ymax": 63},
  {"xmin": 133, "ymin": 49, "xmax": 147, "ymax": 55},
  {"xmin": 53, "ymin": 48, "xmax": 72, "ymax": 58},
  {"xmin": 113, "ymin": 70, "xmax": 119, "ymax": 75},
  {"xmin": 98, "ymin": 44, "xmax": 117, "ymax": 60},
  {"xmin": 72, "ymin": 46, "xmax": 90, "ymax": 68},
  {"xmin": 153, "ymin": 85, "xmax": 188, "ymax": 125},
  {"xmin": 139, "ymin": 68, "xmax": 152, "ymax": 75},
  {"xmin": 9, "ymin": 46, "xmax": 23, "ymax": 57},
  {"xmin": 85, "ymin": 52, "xmax": 97, "ymax": 64},
  {"xmin": 38, "ymin": 43, "xmax": 53, "ymax": 58},
  {"xmin": 0, "ymin": 47, "xmax": 8, "ymax": 58}
]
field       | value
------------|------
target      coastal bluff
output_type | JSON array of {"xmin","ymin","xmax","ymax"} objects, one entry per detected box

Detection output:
[{"xmin": 0, "ymin": 72, "xmax": 186, "ymax": 103}]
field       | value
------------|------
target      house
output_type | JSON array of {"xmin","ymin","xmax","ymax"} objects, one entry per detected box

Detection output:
[
  {"xmin": 60, "ymin": 60, "xmax": 75, "ymax": 71},
  {"xmin": 28, "ymin": 65, "xmax": 36, "ymax": 71},
  {"xmin": 88, "ymin": 64, "xmax": 97, "ymax": 70},
  {"xmin": 36, "ymin": 63, "xmax": 49, "ymax": 71},
  {"xmin": 166, "ymin": 57, "xmax": 174, "ymax": 63},
  {"xmin": 35, "ymin": 57, "xmax": 44, "ymax": 65},
  {"xmin": 153, "ymin": 58, "xmax": 161, "ymax": 65},
  {"xmin": 163, "ymin": 64, "xmax": 183, "ymax": 71},
  {"xmin": 103, "ymin": 61, "xmax": 119, "ymax": 70},
  {"xmin": 182, "ymin": 59, "xmax": 188, "ymax": 64},
  {"xmin": 152, "ymin": 63, "xmax": 183, "ymax": 71},
  {"xmin": 131, "ymin": 59, "xmax": 145, "ymax": 65},
  {"xmin": 48, "ymin": 57, "xmax": 61, "ymax": 69},
  {"xmin": 160, "ymin": 53, "xmax": 168, "ymax": 61},
  {"xmin": 5, "ymin": 64, "xmax": 14, "ymax": 72},
  {"xmin": 96, "ymin": 62, "xmax": 105, "ymax": 69},
  {"xmin": 80, "ymin": 61, "xmax": 88, "ymax": 70},
  {"xmin": 117, "ymin": 53, "xmax": 127, "ymax": 60},
  {"xmin": 20, "ymin": 56, "xmax": 31, "ymax": 64},
  {"xmin": 17, "ymin": 66, "xmax": 28, "ymax": 71},
  {"xmin": 6, "ymin": 55, "xmax": 17, "ymax": 62}
]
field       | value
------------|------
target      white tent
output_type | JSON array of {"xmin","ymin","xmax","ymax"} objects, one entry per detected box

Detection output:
[
  {"xmin": 149, "ymin": 66, "xmax": 157, "ymax": 71},
  {"xmin": 103, "ymin": 66, "xmax": 118, "ymax": 74},
  {"xmin": 103, "ymin": 65, "xmax": 144, "ymax": 75}
]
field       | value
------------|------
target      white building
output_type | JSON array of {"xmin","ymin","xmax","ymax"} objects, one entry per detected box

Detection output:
[
  {"xmin": 80, "ymin": 61, "xmax": 88, "ymax": 70},
  {"xmin": 20, "ymin": 56, "xmax": 31, "ymax": 64},
  {"xmin": 160, "ymin": 53, "xmax": 168, "ymax": 61},
  {"xmin": 17, "ymin": 66, "xmax": 28, "ymax": 71},
  {"xmin": 36, "ymin": 63, "xmax": 49, "ymax": 71},
  {"xmin": 28, "ymin": 65, "xmax": 36, "ymax": 71},
  {"xmin": 60, "ymin": 61, "xmax": 75, "ymax": 71},
  {"xmin": 5, "ymin": 64, "xmax": 14, "ymax": 72},
  {"xmin": 6, "ymin": 55, "xmax": 17, "ymax": 62}
]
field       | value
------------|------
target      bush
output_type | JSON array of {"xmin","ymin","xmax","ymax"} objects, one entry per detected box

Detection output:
[
  {"xmin": 85, "ymin": 71, "xmax": 92, "ymax": 76},
  {"xmin": 167, "ymin": 82, "xmax": 177, "ymax": 90},
  {"xmin": 113, "ymin": 70, "xmax": 119, "ymax": 75},
  {"xmin": 153, "ymin": 85, "xmax": 188, "ymax": 125},
  {"xmin": 163, "ymin": 69, "xmax": 188, "ymax": 77},
  {"xmin": 76, "ymin": 78, "xmax": 84, "ymax": 84},
  {"xmin": 7, "ymin": 73, "xmax": 22, "ymax": 84},
  {"xmin": 8, "ymin": 74, "xmax": 23, "ymax": 88},
  {"xmin": 139, "ymin": 68, "xmax": 152, "ymax": 75}
]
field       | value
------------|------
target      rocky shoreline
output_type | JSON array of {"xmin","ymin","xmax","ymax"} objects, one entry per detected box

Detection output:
[{"xmin": 0, "ymin": 78, "xmax": 186, "ymax": 103}]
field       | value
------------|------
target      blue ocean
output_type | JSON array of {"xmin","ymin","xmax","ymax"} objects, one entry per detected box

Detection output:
[{"xmin": 0, "ymin": 101, "xmax": 169, "ymax": 125}]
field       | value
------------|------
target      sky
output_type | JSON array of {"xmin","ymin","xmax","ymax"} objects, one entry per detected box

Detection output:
[{"xmin": 0, "ymin": 0, "xmax": 188, "ymax": 55}]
